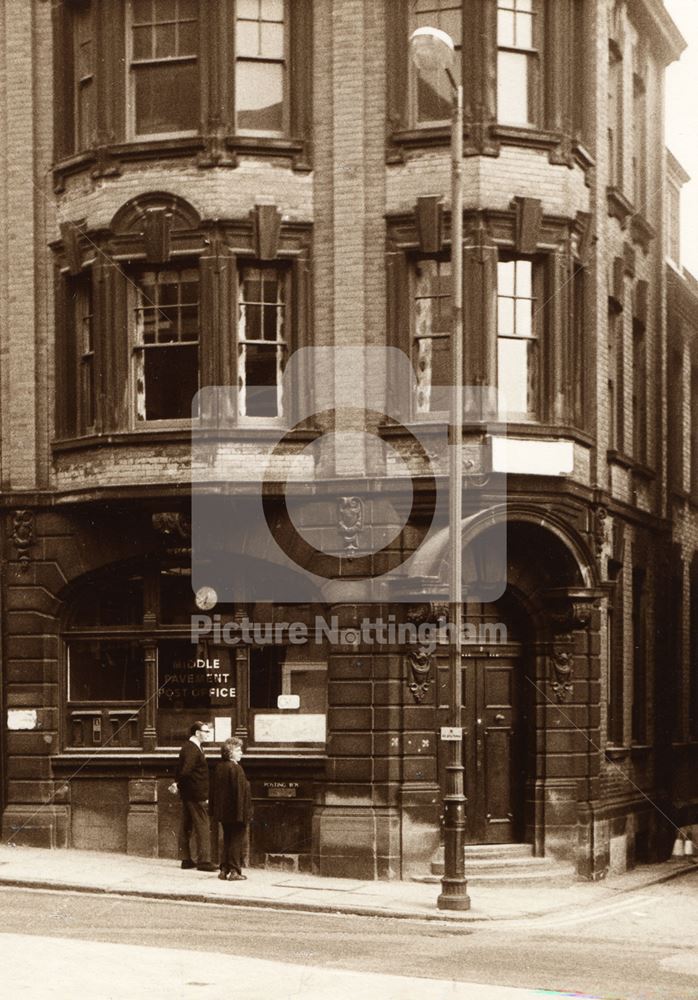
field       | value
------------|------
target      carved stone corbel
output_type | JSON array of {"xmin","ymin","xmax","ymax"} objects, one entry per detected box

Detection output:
[
  {"xmin": 550, "ymin": 642, "xmax": 575, "ymax": 703},
  {"xmin": 338, "ymin": 497, "xmax": 363, "ymax": 553},
  {"xmin": 11, "ymin": 510, "xmax": 35, "ymax": 570}
]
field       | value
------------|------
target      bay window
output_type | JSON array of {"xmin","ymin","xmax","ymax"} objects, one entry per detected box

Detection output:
[
  {"xmin": 496, "ymin": 0, "xmax": 541, "ymax": 127},
  {"xmin": 131, "ymin": 266, "xmax": 200, "ymax": 423},
  {"xmin": 54, "ymin": 0, "xmax": 312, "ymax": 173}
]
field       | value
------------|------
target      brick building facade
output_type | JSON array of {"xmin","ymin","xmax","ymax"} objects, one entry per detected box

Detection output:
[{"xmin": 0, "ymin": 0, "xmax": 695, "ymax": 880}]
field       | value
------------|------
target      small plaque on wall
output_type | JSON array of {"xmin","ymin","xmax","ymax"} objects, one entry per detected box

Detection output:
[{"xmin": 7, "ymin": 709, "xmax": 37, "ymax": 731}]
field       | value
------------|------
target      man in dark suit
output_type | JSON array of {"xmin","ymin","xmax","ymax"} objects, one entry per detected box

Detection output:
[{"xmin": 175, "ymin": 721, "xmax": 216, "ymax": 872}]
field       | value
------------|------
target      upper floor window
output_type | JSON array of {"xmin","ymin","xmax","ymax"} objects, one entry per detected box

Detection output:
[
  {"xmin": 238, "ymin": 264, "xmax": 288, "ymax": 419},
  {"xmin": 409, "ymin": 0, "xmax": 462, "ymax": 125},
  {"xmin": 608, "ymin": 46, "xmax": 623, "ymax": 189},
  {"xmin": 73, "ymin": 0, "xmax": 95, "ymax": 149},
  {"xmin": 55, "ymin": 195, "xmax": 311, "ymax": 440},
  {"xmin": 131, "ymin": 266, "xmax": 200, "ymax": 423},
  {"xmin": 128, "ymin": 0, "xmax": 200, "ymax": 137},
  {"xmin": 496, "ymin": 258, "xmax": 541, "ymax": 420},
  {"xmin": 412, "ymin": 258, "xmax": 452, "ymax": 415},
  {"xmin": 54, "ymin": 0, "xmax": 312, "ymax": 172},
  {"xmin": 235, "ymin": 0, "xmax": 287, "ymax": 133},
  {"xmin": 496, "ymin": 0, "xmax": 541, "ymax": 127}
]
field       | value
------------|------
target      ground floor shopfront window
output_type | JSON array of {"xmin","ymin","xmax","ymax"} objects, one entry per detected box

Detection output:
[{"xmin": 63, "ymin": 564, "xmax": 327, "ymax": 752}]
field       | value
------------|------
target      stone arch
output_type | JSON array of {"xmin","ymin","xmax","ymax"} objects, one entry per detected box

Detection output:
[{"xmin": 110, "ymin": 192, "xmax": 201, "ymax": 235}]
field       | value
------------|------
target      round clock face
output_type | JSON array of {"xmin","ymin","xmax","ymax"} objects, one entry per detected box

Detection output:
[{"xmin": 195, "ymin": 586, "xmax": 218, "ymax": 611}]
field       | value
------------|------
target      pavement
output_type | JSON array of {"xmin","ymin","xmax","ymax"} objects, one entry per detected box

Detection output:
[{"xmin": 0, "ymin": 844, "xmax": 695, "ymax": 924}]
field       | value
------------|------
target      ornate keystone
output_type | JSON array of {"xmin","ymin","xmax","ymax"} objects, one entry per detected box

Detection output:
[{"xmin": 406, "ymin": 646, "xmax": 434, "ymax": 704}]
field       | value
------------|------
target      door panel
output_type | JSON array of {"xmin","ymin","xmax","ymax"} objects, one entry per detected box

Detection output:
[{"xmin": 463, "ymin": 652, "xmax": 524, "ymax": 844}]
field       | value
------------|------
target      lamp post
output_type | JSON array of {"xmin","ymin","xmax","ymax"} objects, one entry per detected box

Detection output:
[{"xmin": 409, "ymin": 26, "xmax": 469, "ymax": 911}]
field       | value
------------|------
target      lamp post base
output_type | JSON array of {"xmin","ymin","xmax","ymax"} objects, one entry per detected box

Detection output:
[{"xmin": 437, "ymin": 880, "xmax": 471, "ymax": 911}]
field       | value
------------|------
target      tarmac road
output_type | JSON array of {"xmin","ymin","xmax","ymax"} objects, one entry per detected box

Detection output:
[{"xmin": 1, "ymin": 875, "xmax": 697, "ymax": 999}]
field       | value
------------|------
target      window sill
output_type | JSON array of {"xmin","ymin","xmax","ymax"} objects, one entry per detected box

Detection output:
[
  {"xmin": 51, "ymin": 750, "xmax": 327, "ymax": 767},
  {"xmin": 605, "ymin": 745, "xmax": 629, "ymax": 760},
  {"xmin": 52, "ymin": 426, "xmax": 319, "ymax": 453},
  {"xmin": 631, "ymin": 213, "xmax": 656, "ymax": 252},
  {"xmin": 607, "ymin": 187, "xmax": 635, "ymax": 227},
  {"xmin": 606, "ymin": 450, "xmax": 656, "ymax": 481},
  {"xmin": 388, "ymin": 124, "xmax": 592, "ymax": 170},
  {"xmin": 630, "ymin": 743, "xmax": 651, "ymax": 755},
  {"xmin": 53, "ymin": 133, "xmax": 311, "ymax": 188},
  {"xmin": 380, "ymin": 420, "xmax": 593, "ymax": 449}
]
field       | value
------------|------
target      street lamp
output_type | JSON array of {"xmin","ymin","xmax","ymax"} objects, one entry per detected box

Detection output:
[{"xmin": 409, "ymin": 25, "xmax": 469, "ymax": 911}]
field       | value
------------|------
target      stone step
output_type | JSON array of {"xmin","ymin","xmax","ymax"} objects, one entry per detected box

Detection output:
[
  {"xmin": 414, "ymin": 864, "xmax": 577, "ymax": 886},
  {"xmin": 423, "ymin": 843, "xmax": 576, "ymax": 885}
]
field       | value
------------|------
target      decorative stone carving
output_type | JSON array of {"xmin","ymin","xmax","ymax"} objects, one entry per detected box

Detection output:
[
  {"xmin": 406, "ymin": 646, "xmax": 434, "ymax": 704},
  {"xmin": 11, "ymin": 511, "xmax": 35, "ymax": 570},
  {"xmin": 550, "ymin": 644, "xmax": 575, "ymax": 703},
  {"xmin": 338, "ymin": 497, "xmax": 363, "ymax": 553}
]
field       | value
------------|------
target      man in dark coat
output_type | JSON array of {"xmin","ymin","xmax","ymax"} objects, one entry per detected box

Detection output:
[
  {"xmin": 175, "ymin": 721, "xmax": 216, "ymax": 872},
  {"xmin": 210, "ymin": 737, "xmax": 252, "ymax": 881}
]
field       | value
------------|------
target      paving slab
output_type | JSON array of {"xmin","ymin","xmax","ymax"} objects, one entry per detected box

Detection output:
[{"xmin": 0, "ymin": 845, "xmax": 694, "ymax": 924}]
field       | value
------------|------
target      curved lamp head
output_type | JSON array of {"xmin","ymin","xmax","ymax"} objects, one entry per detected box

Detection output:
[{"xmin": 409, "ymin": 25, "xmax": 456, "ymax": 76}]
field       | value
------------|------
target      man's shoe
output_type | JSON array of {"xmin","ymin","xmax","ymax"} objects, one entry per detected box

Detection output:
[
  {"xmin": 228, "ymin": 873, "xmax": 247, "ymax": 881},
  {"xmin": 197, "ymin": 862, "xmax": 217, "ymax": 872},
  {"xmin": 181, "ymin": 860, "xmax": 196, "ymax": 869}
]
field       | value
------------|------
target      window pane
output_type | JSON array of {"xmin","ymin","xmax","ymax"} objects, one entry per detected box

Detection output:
[
  {"xmin": 515, "ymin": 259, "xmax": 532, "ymax": 297},
  {"xmin": 497, "ymin": 50, "xmax": 529, "ymax": 125},
  {"xmin": 179, "ymin": 0, "xmax": 198, "ymax": 19},
  {"xmin": 250, "ymin": 646, "xmax": 282, "ymax": 708},
  {"xmin": 133, "ymin": 0, "xmax": 153, "ymax": 25},
  {"xmin": 261, "ymin": 21, "xmax": 284, "ymax": 59},
  {"xmin": 242, "ymin": 343, "xmax": 281, "ymax": 417},
  {"xmin": 69, "ymin": 641, "xmax": 145, "ymax": 702},
  {"xmin": 416, "ymin": 336, "xmax": 451, "ymax": 414},
  {"xmin": 178, "ymin": 19, "xmax": 198, "ymax": 54},
  {"xmin": 70, "ymin": 577, "xmax": 144, "ymax": 627},
  {"xmin": 243, "ymin": 303, "xmax": 262, "ymax": 340},
  {"xmin": 143, "ymin": 343, "xmax": 198, "ymax": 420},
  {"xmin": 515, "ymin": 298, "xmax": 533, "ymax": 337},
  {"xmin": 134, "ymin": 61, "xmax": 199, "ymax": 134},
  {"xmin": 160, "ymin": 570, "xmax": 194, "ymax": 624},
  {"xmin": 498, "ymin": 297, "xmax": 514, "ymax": 336},
  {"xmin": 263, "ymin": 303, "xmax": 280, "ymax": 340},
  {"xmin": 498, "ymin": 260, "xmax": 515, "ymax": 296},
  {"xmin": 132, "ymin": 24, "xmax": 151, "ymax": 60},
  {"xmin": 236, "ymin": 20, "xmax": 260, "ymax": 57},
  {"xmin": 261, "ymin": 0, "xmax": 284, "ymax": 21},
  {"xmin": 154, "ymin": 22, "xmax": 177, "ymax": 59},
  {"xmin": 498, "ymin": 337, "xmax": 529, "ymax": 415},
  {"xmin": 236, "ymin": 60, "xmax": 284, "ymax": 131},
  {"xmin": 238, "ymin": 0, "xmax": 261, "ymax": 17},
  {"xmin": 417, "ymin": 70, "xmax": 452, "ymax": 124},
  {"xmin": 516, "ymin": 11, "xmax": 533, "ymax": 49},
  {"xmin": 498, "ymin": 10, "xmax": 515, "ymax": 46}
]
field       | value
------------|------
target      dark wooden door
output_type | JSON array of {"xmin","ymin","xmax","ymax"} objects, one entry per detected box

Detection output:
[{"xmin": 462, "ymin": 649, "xmax": 525, "ymax": 844}]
